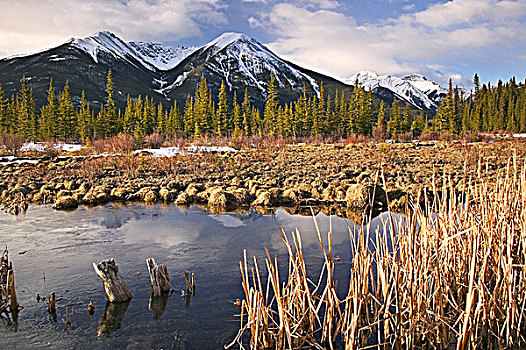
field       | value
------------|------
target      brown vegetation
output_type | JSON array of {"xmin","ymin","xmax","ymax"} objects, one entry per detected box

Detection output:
[{"xmin": 228, "ymin": 159, "xmax": 526, "ymax": 349}]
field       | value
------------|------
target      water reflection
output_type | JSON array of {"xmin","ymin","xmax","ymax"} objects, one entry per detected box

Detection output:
[
  {"xmin": 97, "ymin": 300, "xmax": 131, "ymax": 337},
  {"xmin": 148, "ymin": 292, "xmax": 170, "ymax": 320},
  {"xmin": 0, "ymin": 203, "xmax": 398, "ymax": 349}
]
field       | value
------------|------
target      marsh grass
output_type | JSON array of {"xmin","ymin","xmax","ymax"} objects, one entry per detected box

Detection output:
[{"xmin": 228, "ymin": 159, "xmax": 526, "ymax": 349}]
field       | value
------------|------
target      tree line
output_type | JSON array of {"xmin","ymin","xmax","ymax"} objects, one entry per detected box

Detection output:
[{"xmin": 0, "ymin": 71, "xmax": 525, "ymax": 144}]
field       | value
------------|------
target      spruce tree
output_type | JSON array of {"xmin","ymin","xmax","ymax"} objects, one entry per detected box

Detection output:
[
  {"xmin": 263, "ymin": 73, "xmax": 278, "ymax": 136},
  {"xmin": 40, "ymin": 79, "xmax": 57, "ymax": 139},
  {"xmin": 58, "ymin": 81, "xmax": 76, "ymax": 140},
  {"xmin": 104, "ymin": 70, "xmax": 118, "ymax": 136},
  {"xmin": 242, "ymin": 89, "xmax": 252, "ymax": 136},
  {"xmin": 78, "ymin": 90, "xmax": 91, "ymax": 140},
  {"xmin": 216, "ymin": 80, "xmax": 228, "ymax": 137}
]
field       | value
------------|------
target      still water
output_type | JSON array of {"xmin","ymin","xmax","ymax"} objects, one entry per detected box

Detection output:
[{"xmin": 0, "ymin": 204, "xmax": 389, "ymax": 349}]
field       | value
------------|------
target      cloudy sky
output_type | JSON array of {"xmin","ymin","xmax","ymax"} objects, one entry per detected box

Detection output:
[{"xmin": 1, "ymin": 0, "xmax": 526, "ymax": 87}]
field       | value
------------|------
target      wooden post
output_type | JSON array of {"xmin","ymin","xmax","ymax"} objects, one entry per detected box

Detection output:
[
  {"xmin": 184, "ymin": 271, "xmax": 192, "ymax": 294},
  {"xmin": 93, "ymin": 259, "xmax": 133, "ymax": 303},
  {"xmin": 48, "ymin": 291, "xmax": 56, "ymax": 313},
  {"xmin": 146, "ymin": 258, "xmax": 172, "ymax": 297},
  {"xmin": 191, "ymin": 272, "xmax": 196, "ymax": 296}
]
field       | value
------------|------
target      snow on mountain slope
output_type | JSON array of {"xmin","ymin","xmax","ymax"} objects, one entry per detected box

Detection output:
[
  {"xmin": 71, "ymin": 31, "xmax": 152, "ymax": 68},
  {"xmin": 128, "ymin": 41, "xmax": 196, "ymax": 71},
  {"xmin": 402, "ymin": 74, "xmax": 447, "ymax": 101},
  {"xmin": 201, "ymin": 32, "xmax": 320, "ymax": 95},
  {"xmin": 347, "ymin": 71, "xmax": 445, "ymax": 110},
  {"xmin": 72, "ymin": 31, "xmax": 196, "ymax": 71}
]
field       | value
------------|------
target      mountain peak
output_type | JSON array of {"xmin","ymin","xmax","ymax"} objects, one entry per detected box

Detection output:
[{"xmin": 204, "ymin": 32, "xmax": 254, "ymax": 52}]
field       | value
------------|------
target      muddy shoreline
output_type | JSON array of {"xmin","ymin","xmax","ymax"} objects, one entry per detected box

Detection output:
[{"xmin": 2, "ymin": 141, "xmax": 524, "ymax": 218}]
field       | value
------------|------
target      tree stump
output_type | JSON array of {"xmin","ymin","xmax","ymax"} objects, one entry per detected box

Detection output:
[
  {"xmin": 146, "ymin": 258, "xmax": 172, "ymax": 297},
  {"xmin": 93, "ymin": 259, "xmax": 133, "ymax": 303}
]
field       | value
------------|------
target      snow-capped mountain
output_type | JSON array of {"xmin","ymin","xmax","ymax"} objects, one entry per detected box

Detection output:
[
  {"xmin": 158, "ymin": 32, "xmax": 322, "ymax": 102},
  {"xmin": 0, "ymin": 31, "xmax": 370, "ymax": 110},
  {"xmin": 70, "ymin": 31, "xmax": 196, "ymax": 71},
  {"xmin": 347, "ymin": 71, "xmax": 447, "ymax": 110}
]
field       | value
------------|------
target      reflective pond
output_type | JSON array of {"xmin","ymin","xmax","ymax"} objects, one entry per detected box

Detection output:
[{"xmin": 0, "ymin": 204, "xmax": 391, "ymax": 349}]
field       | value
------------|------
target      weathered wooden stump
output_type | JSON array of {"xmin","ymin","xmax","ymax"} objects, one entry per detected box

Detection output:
[
  {"xmin": 93, "ymin": 259, "xmax": 133, "ymax": 303},
  {"xmin": 0, "ymin": 247, "xmax": 19, "ymax": 314},
  {"xmin": 47, "ymin": 291, "xmax": 56, "ymax": 313},
  {"xmin": 184, "ymin": 270, "xmax": 193, "ymax": 295},
  {"xmin": 146, "ymin": 258, "xmax": 172, "ymax": 297}
]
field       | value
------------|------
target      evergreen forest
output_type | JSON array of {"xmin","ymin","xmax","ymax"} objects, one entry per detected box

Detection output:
[{"xmin": 1, "ymin": 71, "xmax": 525, "ymax": 144}]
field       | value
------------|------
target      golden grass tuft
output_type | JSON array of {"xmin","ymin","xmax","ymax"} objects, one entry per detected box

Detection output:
[{"xmin": 227, "ymin": 159, "xmax": 526, "ymax": 349}]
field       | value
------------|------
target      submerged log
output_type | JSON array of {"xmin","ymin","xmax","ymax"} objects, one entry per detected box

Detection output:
[
  {"xmin": 92, "ymin": 259, "xmax": 133, "ymax": 303},
  {"xmin": 146, "ymin": 258, "xmax": 172, "ymax": 297}
]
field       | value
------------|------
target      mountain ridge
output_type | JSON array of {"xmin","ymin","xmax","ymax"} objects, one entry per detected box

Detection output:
[{"xmin": 0, "ymin": 30, "xmax": 439, "ymax": 113}]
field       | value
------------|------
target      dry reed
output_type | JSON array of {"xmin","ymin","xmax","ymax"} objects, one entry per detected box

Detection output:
[{"xmin": 227, "ymin": 159, "xmax": 526, "ymax": 349}]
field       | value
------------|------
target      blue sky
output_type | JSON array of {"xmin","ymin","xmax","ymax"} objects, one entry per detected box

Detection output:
[{"xmin": 1, "ymin": 0, "xmax": 526, "ymax": 88}]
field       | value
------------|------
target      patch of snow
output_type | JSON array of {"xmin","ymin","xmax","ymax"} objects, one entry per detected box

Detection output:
[
  {"xmin": 0, "ymin": 159, "xmax": 38, "ymax": 166},
  {"xmin": 57, "ymin": 143, "xmax": 84, "ymax": 152},
  {"xmin": 133, "ymin": 145, "xmax": 237, "ymax": 157},
  {"xmin": 513, "ymin": 133, "xmax": 526, "ymax": 138},
  {"xmin": 187, "ymin": 145, "xmax": 237, "ymax": 153},
  {"xmin": 129, "ymin": 41, "xmax": 196, "ymax": 71},
  {"xmin": 133, "ymin": 147, "xmax": 185, "ymax": 157},
  {"xmin": 20, "ymin": 142, "xmax": 46, "ymax": 152},
  {"xmin": 20, "ymin": 142, "xmax": 84, "ymax": 152}
]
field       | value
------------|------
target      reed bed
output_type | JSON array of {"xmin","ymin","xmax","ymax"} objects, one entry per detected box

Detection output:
[{"xmin": 227, "ymin": 160, "xmax": 526, "ymax": 349}]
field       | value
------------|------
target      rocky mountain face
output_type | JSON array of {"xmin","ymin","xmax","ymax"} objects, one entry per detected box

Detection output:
[
  {"xmin": 347, "ymin": 71, "xmax": 447, "ymax": 111},
  {"xmin": 0, "ymin": 31, "xmax": 433, "ymax": 112}
]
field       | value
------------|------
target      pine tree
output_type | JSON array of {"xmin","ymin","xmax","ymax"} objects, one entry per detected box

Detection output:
[
  {"xmin": 232, "ymin": 91, "xmax": 242, "ymax": 137},
  {"xmin": 104, "ymin": 70, "xmax": 118, "ymax": 136},
  {"xmin": 183, "ymin": 95, "xmax": 194, "ymax": 135},
  {"xmin": 411, "ymin": 111, "xmax": 424, "ymax": 136},
  {"xmin": 40, "ymin": 79, "xmax": 57, "ymax": 139},
  {"xmin": 377, "ymin": 101, "xmax": 386, "ymax": 128},
  {"xmin": 263, "ymin": 73, "xmax": 279, "ymax": 135},
  {"xmin": 17, "ymin": 75, "xmax": 33, "ymax": 140},
  {"xmin": 401, "ymin": 103, "xmax": 412, "ymax": 134},
  {"xmin": 77, "ymin": 90, "xmax": 91, "ymax": 140},
  {"xmin": 216, "ymin": 80, "xmax": 228, "ymax": 137},
  {"xmin": 58, "ymin": 81, "xmax": 76, "ymax": 140},
  {"xmin": 388, "ymin": 99, "xmax": 400, "ymax": 137},
  {"xmin": 242, "ymin": 89, "xmax": 252, "ymax": 136}
]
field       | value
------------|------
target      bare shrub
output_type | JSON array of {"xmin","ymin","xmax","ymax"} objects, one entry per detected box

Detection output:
[
  {"xmin": 372, "ymin": 124, "xmax": 388, "ymax": 142},
  {"xmin": 1, "ymin": 134, "xmax": 23, "ymax": 156},
  {"xmin": 397, "ymin": 131, "xmax": 414, "ymax": 142},
  {"xmin": 144, "ymin": 132, "xmax": 164, "ymax": 149}
]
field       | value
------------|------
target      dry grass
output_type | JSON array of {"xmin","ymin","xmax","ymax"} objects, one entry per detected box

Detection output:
[{"xmin": 228, "ymin": 159, "xmax": 526, "ymax": 349}]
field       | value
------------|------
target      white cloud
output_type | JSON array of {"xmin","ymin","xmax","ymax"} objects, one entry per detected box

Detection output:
[
  {"xmin": 412, "ymin": 0, "xmax": 526, "ymax": 27},
  {"xmin": 257, "ymin": 1, "xmax": 526, "ymax": 85},
  {"xmin": 0, "ymin": 0, "xmax": 226, "ymax": 57}
]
